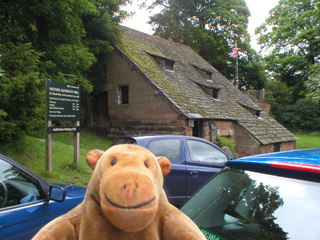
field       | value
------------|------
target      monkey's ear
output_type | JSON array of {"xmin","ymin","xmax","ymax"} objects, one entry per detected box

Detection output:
[
  {"xmin": 156, "ymin": 156, "xmax": 172, "ymax": 177},
  {"xmin": 86, "ymin": 149, "xmax": 104, "ymax": 170}
]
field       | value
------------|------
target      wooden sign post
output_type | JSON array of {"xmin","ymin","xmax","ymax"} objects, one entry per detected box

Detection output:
[{"xmin": 45, "ymin": 80, "xmax": 81, "ymax": 171}]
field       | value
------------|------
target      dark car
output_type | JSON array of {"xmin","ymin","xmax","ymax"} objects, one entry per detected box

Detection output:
[
  {"xmin": 0, "ymin": 154, "xmax": 86, "ymax": 240},
  {"xmin": 180, "ymin": 149, "xmax": 320, "ymax": 240},
  {"xmin": 112, "ymin": 135, "xmax": 233, "ymax": 206}
]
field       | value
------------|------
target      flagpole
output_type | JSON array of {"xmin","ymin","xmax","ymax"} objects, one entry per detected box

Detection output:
[
  {"xmin": 235, "ymin": 51, "xmax": 239, "ymax": 87},
  {"xmin": 229, "ymin": 42, "xmax": 242, "ymax": 88},
  {"xmin": 235, "ymin": 42, "xmax": 238, "ymax": 87}
]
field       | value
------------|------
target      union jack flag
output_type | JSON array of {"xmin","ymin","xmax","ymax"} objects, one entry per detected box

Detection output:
[{"xmin": 229, "ymin": 47, "xmax": 240, "ymax": 58}]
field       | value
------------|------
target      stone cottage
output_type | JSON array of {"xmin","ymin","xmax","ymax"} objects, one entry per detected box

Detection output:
[{"xmin": 84, "ymin": 27, "xmax": 298, "ymax": 157}]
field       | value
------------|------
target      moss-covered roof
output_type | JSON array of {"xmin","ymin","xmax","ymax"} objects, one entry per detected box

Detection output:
[{"xmin": 115, "ymin": 27, "xmax": 297, "ymax": 145}]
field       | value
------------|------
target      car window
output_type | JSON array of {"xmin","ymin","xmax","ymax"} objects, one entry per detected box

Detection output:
[
  {"xmin": 112, "ymin": 137, "xmax": 136, "ymax": 145},
  {"xmin": 181, "ymin": 168, "xmax": 320, "ymax": 240},
  {"xmin": 0, "ymin": 159, "xmax": 44, "ymax": 209},
  {"xmin": 148, "ymin": 139, "xmax": 181, "ymax": 160},
  {"xmin": 186, "ymin": 140, "xmax": 228, "ymax": 165}
]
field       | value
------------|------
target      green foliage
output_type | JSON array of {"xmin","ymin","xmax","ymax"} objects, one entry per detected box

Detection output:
[
  {"xmin": 257, "ymin": 0, "xmax": 320, "ymax": 99},
  {"xmin": 82, "ymin": 0, "xmax": 127, "ymax": 84},
  {"xmin": 306, "ymin": 63, "xmax": 320, "ymax": 102},
  {"xmin": 265, "ymin": 81, "xmax": 295, "ymax": 106},
  {"xmin": 0, "ymin": 0, "xmax": 129, "ymax": 144},
  {"xmin": 217, "ymin": 135, "xmax": 238, "ymax": 158},
  {"xmin": 267, "ymin": 85, "xmax": 320, "ymax": 132},
  {"xmin": 235, "ymin": 49, "xmax": 267, "ymax": 90},
  {"xmin": 284, "ymin": 99, "xmax": 320, "ymax": 132},
  {"xmin": 0, "ymin": 43, "xmax": 43, "ymax": 145},
  {"xmin": 266, "ymin": 77, "xmax": 320, "ymax": 133},
  {"xmin": 148, "ymin": 0, "xmax": 266, "ymax": 90}
]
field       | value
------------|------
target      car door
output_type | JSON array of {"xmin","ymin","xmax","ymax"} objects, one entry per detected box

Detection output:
[
  {"xmin": 0, "ymin": 157, "xmax": 69, "ymax": 240},
  {"xmin": 146, "ymin": 138, "xmax": 187, "ymax": 206},
  {"xmin": 185, "ymin": 139, "xmax": 229, "ymax": 197}
]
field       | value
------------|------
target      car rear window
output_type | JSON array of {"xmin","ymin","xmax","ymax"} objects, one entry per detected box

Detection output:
[
  {"xmin": 112, "ymin": 137, "xmax": 137, "ymax": 145},
  {"xmin": 181, "ymin": 168, "xmax": 320, "ymax": 240},
  {"xmin": 148, "ymin": 139, "xmax": 181, "ymax": 160}
]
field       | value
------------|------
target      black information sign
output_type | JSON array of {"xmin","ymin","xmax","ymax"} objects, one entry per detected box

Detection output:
[{"xmin": 47, "ymin": 80, "xmax": 80, "ymax": 121}]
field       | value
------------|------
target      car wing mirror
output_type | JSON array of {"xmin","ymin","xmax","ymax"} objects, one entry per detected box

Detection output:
[{"xmin": 49, "ymin": 186, "xmax": 66, "ymax": 202}]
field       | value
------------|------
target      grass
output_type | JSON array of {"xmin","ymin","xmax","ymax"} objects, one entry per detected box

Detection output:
[
  {"xmin": 0, "ymin": 130, "xmax": 113, "ymax": 187},
  {"xmin": 294, "ymin": 132, "xmax": 320, "ymax": 149},
  {"xmin": 0, "ymin": 130, "xmax": 319, "ymax": 187}
]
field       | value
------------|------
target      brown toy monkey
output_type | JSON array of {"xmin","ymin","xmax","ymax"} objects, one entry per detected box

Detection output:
[{"xmin": 32, "ymin": 144, "xmax": 206, "ymax": 240}]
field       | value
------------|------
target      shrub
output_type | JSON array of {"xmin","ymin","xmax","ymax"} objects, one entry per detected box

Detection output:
[
  {"xmin": 273, "ymin": 99, "xmax": 320, "ymax": 132},
  {"xmin": 217, "ymin": 135, "xmax": 238, "ymax": 158},
  {"xmin": 0, "ymin": 43, "xmax": 44, "ymax": 145}
]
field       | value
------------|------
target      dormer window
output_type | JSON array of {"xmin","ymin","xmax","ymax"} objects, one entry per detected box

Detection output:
[
  {"xmin": 164, "ymin": 59, "xmax": 174, "ymax": 71},
  {"xmin": 256, "ymin": 110, "xmax": 261, "ymax": 117},
  {"xmin": 205, "ymin": 71, "xmax": 212, "ymax": 80},
  {"xmin": 239, "ymin": 103, "xmax": 262, "ymax": 118},
  {"xmin": 197, "ymin": 84, "xmax": 220, "ymax": 99},
  {"xmin": 147, "ymin": 52, "xmax": 175, "ymax": 71},
  {"xmin": 193, "ymin": 65, "xmax": 213, "ymax": 80},
  {"xmin": 212, "ymin": 89, "xmax": 219, "ymax": 99},
  {"xmin": 192, "ymin": 79, "xmax": 221, "ymax": 99}
]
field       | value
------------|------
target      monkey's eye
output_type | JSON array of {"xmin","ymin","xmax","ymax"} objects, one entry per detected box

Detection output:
[
  {"xmin": 111, "ymin": 159, "xmax": 117, "ymax": 166},
  {"xmin": 144, "ymin": 161, "xmax": 149, "ymax": 168}
]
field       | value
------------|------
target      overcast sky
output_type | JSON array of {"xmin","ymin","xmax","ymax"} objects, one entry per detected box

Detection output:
[{"xmin": 120, "ymin": 0, "xmax": 279, "ymax": 51}]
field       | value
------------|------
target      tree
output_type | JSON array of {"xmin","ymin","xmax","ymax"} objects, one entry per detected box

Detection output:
[
  {"xmin": 82, "ymin": 0, "xmax": 128, "ymax": 86},
  {"xmin": 306, "ymin": 63, "xmax": 320, "ymax": 102},
  {"xmin": 148, "ymin": 0, "xmax": 266, "ymax": 90},
  {"xmin": 0, "ymin": 43, "xmax": 43, "ymax": 144},
  {"xmin": 0, "ymin": 0, "xmax": 128, "ymax": 144},
  {"xmin": 265, "ymin": 80, "xmax": 320, "ymax": 132},
  {"xmin": 256, "ymin": 0, "xmax": 320, "ymax": 100}
]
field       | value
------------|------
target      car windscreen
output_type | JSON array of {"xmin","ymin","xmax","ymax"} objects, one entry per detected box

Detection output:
[{"xmin": 181, "ymin": 167, "xmax": 320, "ymax": 240}]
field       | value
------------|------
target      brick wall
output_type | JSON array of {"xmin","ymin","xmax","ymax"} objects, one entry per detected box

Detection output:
[
  {"xmin": 281, "ymin": 141, "xmax": 296, "ymax": 151},
  {"xmin": 261, "ymin": 141, "xmax": 296, "ymax": 153},
  {"xmin": 95, "ymin": 50, "xmax": 187, "ymax": 138},
  {"xmin": 106, "ymin": 51, "xmax": 180, "ymax": 122},
  {"xmin": 215, "ymin": 121, "xmax": 234, "ymax": 138},
  {"xmin": 232, "ymin": 121, "xmax": 261, "ymax": 157},
  {"xmin": 254, "ymin": 101, "xmax": 271, "ymax": 114},
  {"xmin": 260, "ymin": 144, "xmax": 275, "ymax": 154}
]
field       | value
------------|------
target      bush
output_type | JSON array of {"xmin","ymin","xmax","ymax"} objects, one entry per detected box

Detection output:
[
  {"xmin": 217, "ymin": 135, "xmax": 238, "ymax": 158},
  {"xmin": 266, "ymin": 81, "xmax": 320, "ymax": 133},
  {"xmin": 273, "ymin": 99, "xmax": 320, "ymax": 132},
  {"xmin": 0, "ymin": 43, "xmax": 44, "ymax": 145}
]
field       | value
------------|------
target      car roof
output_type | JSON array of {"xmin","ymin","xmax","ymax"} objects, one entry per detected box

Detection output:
[
  {"xmin": 227, "ymin": 149, "xmax": 320, "ymax": 180},
  {"xmin": 113, "ymin": 135, "xmax": 234, "ymax": 159},
  {"xmin": 119, "ymin": 134, "xmax": 190, "ymax": 139},
  {"xmin": 116, "ymin": 135, "xmax": 215, "ymax": 142}
]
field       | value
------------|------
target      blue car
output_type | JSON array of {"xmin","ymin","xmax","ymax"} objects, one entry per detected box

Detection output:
[
  {"xmin": 181, "ymin": 149, "xmax": 320, "ymax": 240},
  {"xmin": 112, "ymin": 135, "xmax": 233, "ymax": 206},
  {"xmin": 0, "ymin": 154, "xmax": 86, "ymax": 240}
]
